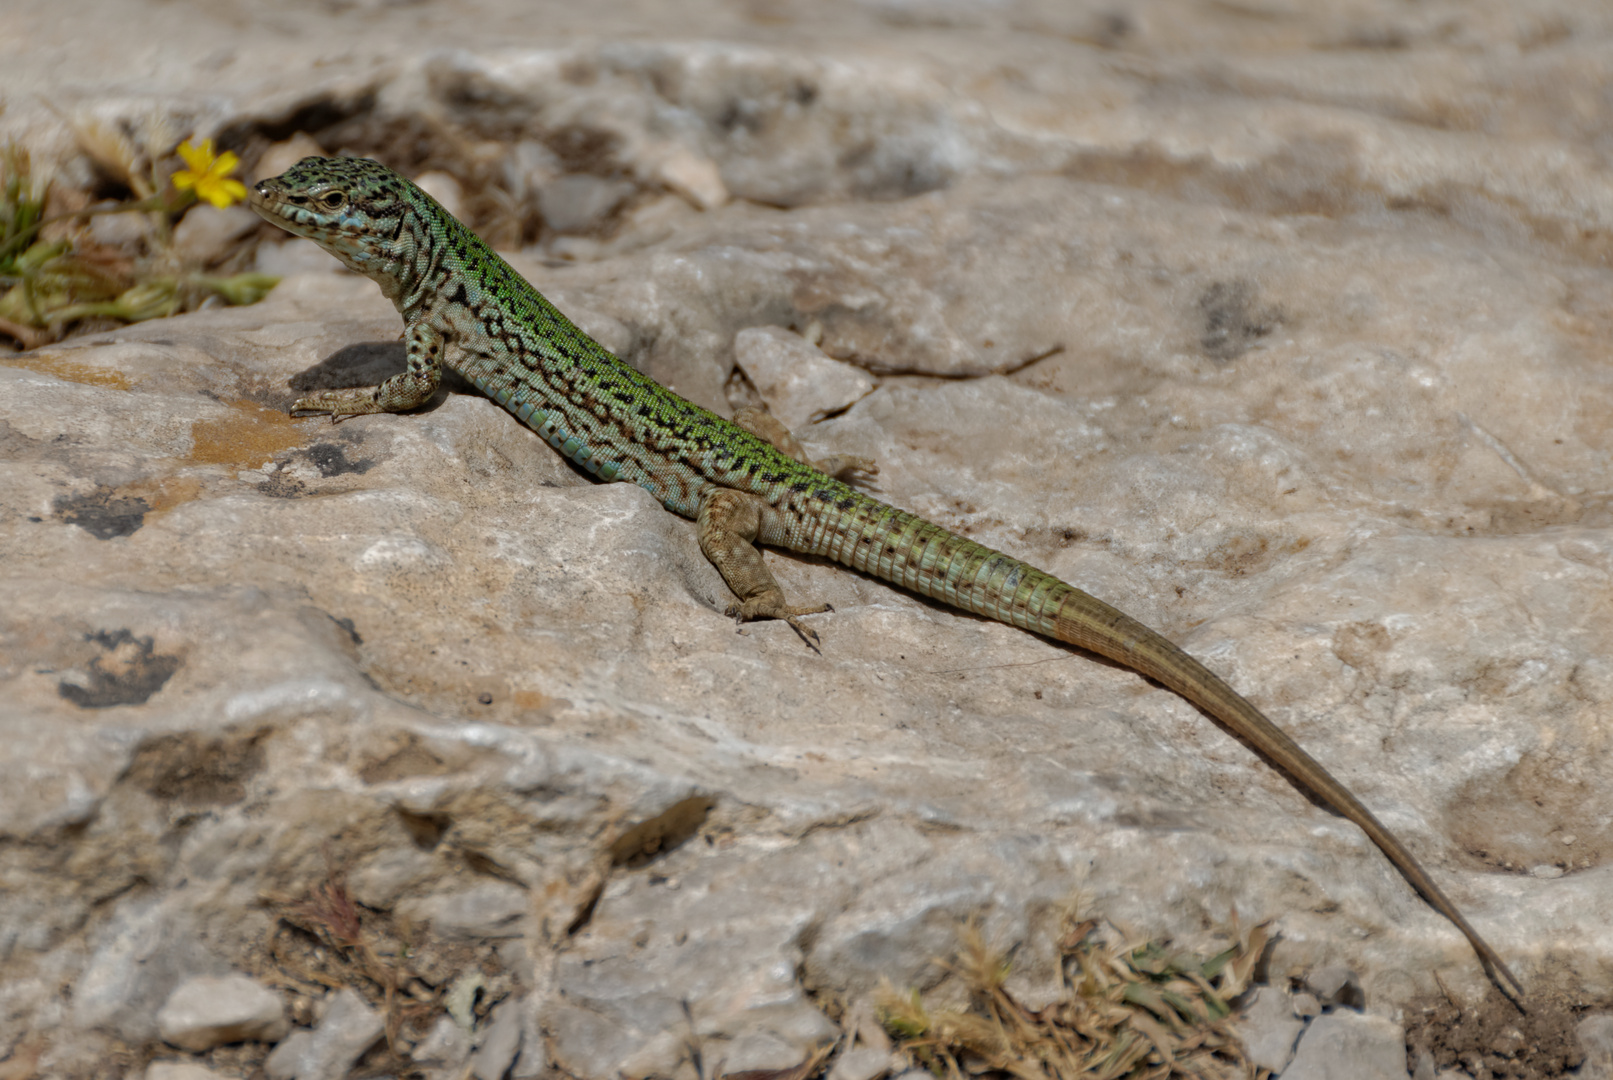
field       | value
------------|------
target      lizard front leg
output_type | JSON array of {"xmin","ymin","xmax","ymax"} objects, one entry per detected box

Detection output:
[
  {"xmin": 697, "ymin": 487, "xmax": 832, "ymax": 646},
  {"xmin": 731, "ymin": 406, "xmax": 878, "ymax": 484},
  {"xmin": 291, "ymin": 322, "xmax": 445, "ymax": 417}
]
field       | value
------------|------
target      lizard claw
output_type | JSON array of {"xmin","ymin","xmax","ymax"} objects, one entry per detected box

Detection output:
[
  {"xmin": 784, "ymin": 615, "xmax": 822, "ymax": 650},
  {"xmin": 723, "ymin": 598, "xmax": 830, "ymax": 651}
]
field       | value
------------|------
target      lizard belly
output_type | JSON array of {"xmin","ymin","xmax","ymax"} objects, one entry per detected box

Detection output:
[{"xmin": 465, "ymin": 371, "xmax": 623, "ymax": 482}]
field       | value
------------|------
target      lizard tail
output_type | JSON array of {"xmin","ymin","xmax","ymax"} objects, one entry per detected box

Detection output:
[
  {"xmin": 1047, "ymin": 586, "xmax": 1523, "ymax": 999},
  {"xmin": 811, "ymin": 499, "xmax": 1520, "ymax": 995}
]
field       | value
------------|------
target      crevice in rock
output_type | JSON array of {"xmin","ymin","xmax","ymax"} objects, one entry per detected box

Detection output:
[{"xmin": 608, "ymin": 794, "xmax": 717, "ymax": 868}]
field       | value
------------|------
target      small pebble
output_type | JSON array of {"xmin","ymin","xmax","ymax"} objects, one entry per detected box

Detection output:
[{"xmin": 156, "ymin": 974, "xmax": 288, "ymax": 1051}]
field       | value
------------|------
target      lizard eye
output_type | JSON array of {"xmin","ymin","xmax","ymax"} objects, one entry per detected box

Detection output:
[{"xmin": 320, "ymin": 191, "xmax": 347, "ymax": 211}]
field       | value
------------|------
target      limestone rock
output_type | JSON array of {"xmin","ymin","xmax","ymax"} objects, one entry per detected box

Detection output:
[
  {"xmin": 144, "ymin": 1064, "xmax": 234, "ymax": 1080},
  {"xmin": 1581, "ymin": 1014, "xmax": 1613, "ymax": 1078},
  {"xmin": 156, "ymin": 974, "xmax": 289, "ymax": 1051},
  {"xmin": 828, "ymin": 1045, "xmax": 898, "ymax": 1080},
  {"xmin": 734, "ymin": 326, "xmax": 875, "ymax": 431},
  {"xmin": 397, "ymin": 880, "xmax": 531, "ymax": 940},
  {"xmin": 262, "ymin": 989, "xmax": 384, "ymax": 1080},
  {"xmin": 470, "ymin": 995, "xmax": 526, "ymax": 1080},
  {"xmin": 412, "ymin": 1014, "xmax": 472, "ymax": 1069},
  {"xmin": 1237, "ymin": 986, "xmax": 1304, "ymax": 1074},
  {"xmin": 5, "ymin": 2, "xmax": 1613, "ymax": 1078},
  {"xmin": 1283, "ymin": 1011, "xmax": 1410, "ymax": 1080},
  {"xmin": 172, "ymin": 204, "xmax": 260, "ymax": 267}
]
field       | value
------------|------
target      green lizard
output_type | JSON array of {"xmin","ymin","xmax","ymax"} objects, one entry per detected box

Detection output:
[{"xmin": 250, "ymin": 155, "xmax": 1521, "ymax": 997}]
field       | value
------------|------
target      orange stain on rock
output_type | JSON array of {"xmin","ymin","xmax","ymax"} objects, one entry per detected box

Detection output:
[
  {"xmin": 512, "ymin": 690, "xmax": 553, "ymax": 711},
  {"xmin": 191, "ymin": 399, "xmax": 305, "ymax": 469},
  {"xmin": 1, "ymin": 352, "xmax": 132, "ymax": 390},
  {"xmin": 124, "ymin": 476, "xmax": 205, "ymax": 515}
]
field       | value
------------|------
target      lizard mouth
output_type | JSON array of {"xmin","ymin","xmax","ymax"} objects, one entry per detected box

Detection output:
[
  {"xmin": 248, "ymin": 180, "xmax": 301, "ymax": 230},
  {"xmin": 248, "ymin": 178, "xmax": 282, "ymax": 207},
  {"xmin": 248, "ymin": 179, "xmax": 334, "ymax": 242}
]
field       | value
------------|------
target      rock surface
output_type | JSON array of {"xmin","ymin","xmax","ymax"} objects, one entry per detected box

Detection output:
[
  {"xmin": 4, "ymin": 0, "xmax": 1613, "ymax": 1076},
  {"xmin": 144, "ymin": 1064, "xmax": 235, "ymax": 1080},
  {"xmin": 734, "ymin": 327, "xmax": 876, "ymax": 431},
  {"xmin": 261, "ymin": 989, "xmax": 384, "ymax": 1080},
  {"xmin": 469, "ymin": 995, "xmax": 526, "ymax": 1080},
  {"xmin": 1582, "ymin": 1015, "xmax": 1613, "ymax": 1078},
  {"xmin": 1238, "ymin": 986, "xmax": 1305, "ymax": 1074},
  {"xmin": 1284, "ymin": 1011, "xmax": 1410, "ymax": 1080},
  {"xmin": 155, "ymin": 973, "xmax": 289, "ymax": 1051}
]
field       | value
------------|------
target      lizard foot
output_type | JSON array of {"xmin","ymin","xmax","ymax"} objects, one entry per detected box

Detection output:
[
  {"xmin": 290, "ymin": 391, "xmax": 369, "ymax": 420},
  {"xmin": 725, "ymin": 599, "xmax": 834, "ymax": 649}
]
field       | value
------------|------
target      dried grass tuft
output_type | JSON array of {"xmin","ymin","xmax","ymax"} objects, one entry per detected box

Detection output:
[{"xmin": 878, "ymin": 913, "xmax": 1271, "ymax": 1080}]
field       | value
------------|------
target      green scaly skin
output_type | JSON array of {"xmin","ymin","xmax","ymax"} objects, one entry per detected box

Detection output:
[{"xmin": 250, "ymin": 155, "xmax": 1521, "ymax": 997}]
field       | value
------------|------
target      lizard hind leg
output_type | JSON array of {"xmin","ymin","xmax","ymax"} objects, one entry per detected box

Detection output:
[{"xmin": 696, "ymin": 487, "xmax": 832, "ymax": 647}]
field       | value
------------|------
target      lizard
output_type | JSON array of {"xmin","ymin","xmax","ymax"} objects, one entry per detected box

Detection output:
[{"xmin": 250, "ymin": 154, "xmax": 1522, "ymax": 998}]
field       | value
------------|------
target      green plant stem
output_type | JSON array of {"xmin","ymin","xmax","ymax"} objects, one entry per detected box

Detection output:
[{"xmin": 0, "ymin": 192, "xmax": 184, "ymax": 265}]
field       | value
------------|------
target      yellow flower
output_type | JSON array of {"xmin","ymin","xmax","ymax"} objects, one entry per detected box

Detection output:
[{"xmin": 172, "ymin": 138, "xmax": 248, "ymax": 209}]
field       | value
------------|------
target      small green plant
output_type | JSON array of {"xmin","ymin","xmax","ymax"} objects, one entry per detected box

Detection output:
[
  {"xmin": 0, "ymin": 134, "xmax": 278, "ymax": 348},
  {"xmin": 0, "ymin": 145, "xmax": 48, "ymax": 273}
]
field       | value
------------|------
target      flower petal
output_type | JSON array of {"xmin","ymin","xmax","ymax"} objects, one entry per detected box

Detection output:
[{"xmin": 177, "ymin": 139, "xmax": 212, "ymax": 172}]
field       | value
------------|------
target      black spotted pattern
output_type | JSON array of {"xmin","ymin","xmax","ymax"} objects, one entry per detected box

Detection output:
[{"xmin": 252, "ymin": 156, "xmax": 1068, "ymax": 631}]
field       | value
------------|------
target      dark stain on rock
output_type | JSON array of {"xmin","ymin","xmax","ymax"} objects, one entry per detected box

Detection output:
[
  {"xmin": 54, "ymin": 487, "xmax": 150, "ymax": 539},
  {"xmin": 306, "ymin": 443, "xmax": 376, "ymax": 478},
  {"xmin": 1198, "ymin": 279, "xmax": 1282, "ymax": 361},
  {"xmin": 124, "ymin": 728, "xmax": 268, "ymax": 806},
  {"xmin": 58, "ymin": 629, "xmax": 181, "ymax": 708},
  {"xmin": 261, "ymin": 440, "xmax": 379, "ymax": 498}
]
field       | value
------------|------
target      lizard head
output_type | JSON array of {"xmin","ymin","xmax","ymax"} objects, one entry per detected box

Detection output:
[{"xmin": 250, "ymin": 156, "xmax": 417, "ymax": 273}]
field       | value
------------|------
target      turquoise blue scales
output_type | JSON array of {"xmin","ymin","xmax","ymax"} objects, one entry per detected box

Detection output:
[{"xmin": 467, "ymin": 374, "xmax": 621, "ymax": 481}]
